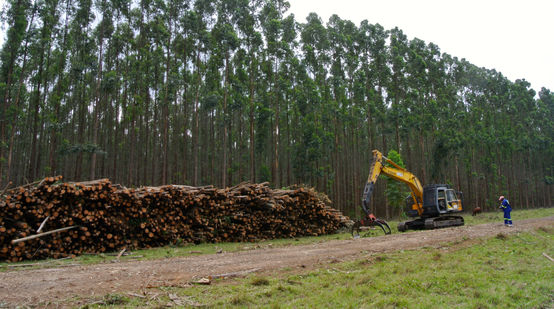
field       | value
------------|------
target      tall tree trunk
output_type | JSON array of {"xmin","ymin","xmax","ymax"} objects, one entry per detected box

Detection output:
[
  {"xmin": 222, "ymin": 50, "xmax": 230, "ymax": 187},
  {"xmin": 272, "ymin": 59, "xmax": 279, "ymax": 187},
  {"xmin": 249, "ymin": 66, "xmax": 256, "ymax": 182},
  {"xmin": 274, "ymin": 94, "xmax": 280, "ymax": 187},
  {"xmin": 384, "ymin": 185, "xmax": 390, "ymax": 220},
  {"xmin": 5, "ymin": 9, "xmax": 35, "ymax": 184},
  {"xmin": 192, "ymin": 49, "xmax": 201, "ymax": 186},
  {"xmin": 36, "ymin": 36, "xmax": 53, "ymax": 179},
  {"xmin": 286, "ymin": 99, "xmax": 291, "ymax": 186},
  {"xmin": 74, "ymin": 74, "xmax": 87, "ymax": 181},
  {"xmin": 1, "ymin": 0, "xmax": 33, "ymax": 183},
  {"xmin": 112, "ymin": 79, "xmax": 123, "ymax": 183},
  {"xmin": 455, "ymin": 156, "xmax": 461, "ymax": 191},
  {"xmin": 181, "ymin": 36, "xmax": 188, "ymax": 183},
  {"xmin": 419, "ymin": 130, "xmax": 426, "ymax": 184},
  {"xmin": 90, "ymin": 13, "xmax": 105, "ymax": 180},
  {"xmin": 28, "ymin": 39, "xmax": 48, "ymax": 181},
  {"xmin": 381, "ymin": 122, "xmax": 388, "ymax": 155},
  {"xmin": 127, "ymin": 91, "xmax": 136, "ymax": 185},
  {"xmin": 49, "ymin": 0, "xmax": 71, "ymax": 175},
  {"xmin": 161, "ymin": 21, "xmax": 172, "ymax": 185}
]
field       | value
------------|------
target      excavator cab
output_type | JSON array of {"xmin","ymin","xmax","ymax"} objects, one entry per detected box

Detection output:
[
  {"xmin": 421, "ymin": 185, "xmax": 463, "ymax": 217},
  {"xmin": 398, "ymin": 184, "xmax": 464, "ymax": 231},
  {"xmin": 446, "ymin": 188, "xmax": 463, "ymax": 211}
]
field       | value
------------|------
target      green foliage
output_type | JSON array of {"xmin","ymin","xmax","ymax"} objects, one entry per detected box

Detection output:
[
  {"xmin": 258, "ymin": 164, "xmax": 271, "ymax": 182},
  {"xmin": 385, "ymin": 150, "xmax": 407, "ymax": 210},
  {"xmin": 0, "ymin": 0, "xmax": 551, "ymax": 215},
  {"xmin": 58, "ymin": 143, "xmax": 107, "ymax": 156}
]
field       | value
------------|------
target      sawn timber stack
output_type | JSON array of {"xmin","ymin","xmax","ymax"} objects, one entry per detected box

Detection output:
[{"xmin": 0, "ymin": 176, "xmax": 349, "ymax": 262}]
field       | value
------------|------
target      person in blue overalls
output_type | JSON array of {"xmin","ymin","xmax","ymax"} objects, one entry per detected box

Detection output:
[{"xmin": 498, "ymin": 196, "xmax": 512, "ymax": 226}]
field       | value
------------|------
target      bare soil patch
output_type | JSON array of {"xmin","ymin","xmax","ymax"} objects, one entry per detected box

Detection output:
[{"xmin": 0, "ymin": 216, "xmax": 552, "ymax": 307}]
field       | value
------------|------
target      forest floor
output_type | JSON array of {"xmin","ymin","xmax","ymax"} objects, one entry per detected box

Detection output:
[{"xmin": 0, "ymin": 215, "xmax": 552, "ymax": 307}]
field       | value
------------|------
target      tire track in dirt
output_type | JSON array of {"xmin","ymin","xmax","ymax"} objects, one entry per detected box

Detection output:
[{"xmin": 0, "ymin": 216, "xmax": 552, "ymax": 306}]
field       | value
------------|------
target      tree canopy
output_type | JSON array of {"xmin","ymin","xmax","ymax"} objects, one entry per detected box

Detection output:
[{"xmin": 0, "ymin": 0, "xmax": 552, "ymax": 217}]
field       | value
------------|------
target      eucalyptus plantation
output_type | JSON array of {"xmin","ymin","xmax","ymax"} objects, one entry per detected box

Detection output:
[{"xmin": 0, "ymin": 0, "xmax": 551, "ymax": 217}]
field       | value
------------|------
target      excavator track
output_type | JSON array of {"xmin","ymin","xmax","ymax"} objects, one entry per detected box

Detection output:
[{"xmin": 398, "ymin": 215, "xmax": 464, "ymax": 232}]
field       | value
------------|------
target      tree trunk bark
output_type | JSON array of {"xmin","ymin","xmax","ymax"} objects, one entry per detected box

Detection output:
[
  {"xmin": 272, "ymin": 67, "xmax": 280, "ymax": 187},
  {"xmin": 28, "ymin": 18, "xmax": 51, "ymax": 181},
  {"xmin": 161, "ymin": 20, "xmax": 172, "ymax": 185},
  {"xmin": 1, "ymin": 0, "xmax": 31, "ymax": 183},
  {"xmin": 249, "ymin": 68, "xmax": 256, "ymax": 182},
  {"xmin": 193, "ymin": 49, "xmax": 201, "ymax": 186},
  {"xmin": 5, "ymin": 10, "xmax": 35, "ymax": 184},
  {"xmin": 90, "ymin": 12, "xmax": 105, "ymax": 180},
  {"xmin": 222, "ymin": 50, "xmax": 230, "ymax": 187}
]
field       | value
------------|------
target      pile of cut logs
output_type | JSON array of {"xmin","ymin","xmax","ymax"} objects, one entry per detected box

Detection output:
[{"xmin": 0, "ymin": 176, "xmax": 349, "ymax": 262}]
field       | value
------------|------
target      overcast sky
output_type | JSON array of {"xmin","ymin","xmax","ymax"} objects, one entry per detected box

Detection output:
[
  {"xmin": 287, "ymin": 0, "xmax": 554, "ymax": 92},
  {"xmin": 0, "ymin": 0, "xmax": 552, "ymax": 91}
]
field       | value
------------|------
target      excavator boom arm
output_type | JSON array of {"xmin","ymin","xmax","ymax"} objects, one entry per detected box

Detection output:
[{"xmin": 362, "ymin": 150, "xmax": 424, "ymax": 216}]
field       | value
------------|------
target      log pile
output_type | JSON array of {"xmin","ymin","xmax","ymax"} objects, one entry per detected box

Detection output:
[{"xmin": 0, "ymin": 176, "xmax": 348, "ymax": 262}]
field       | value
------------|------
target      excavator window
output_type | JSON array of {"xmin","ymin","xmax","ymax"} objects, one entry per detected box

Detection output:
[
  {"xmin": 446, "ymin": 189, "xmax": 458, "ymax": 210},
  {"xmin": 446, "ymin": 190, "xmax": 456, "ymax": 202},
  {"xmin": 438, "ymin": 189, "xmax": 446, "ymax": 210}
]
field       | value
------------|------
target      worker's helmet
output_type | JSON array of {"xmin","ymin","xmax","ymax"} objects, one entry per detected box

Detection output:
[{"xmin": 498, "ymin": 196, "xmax": 505, "ymax": 201}]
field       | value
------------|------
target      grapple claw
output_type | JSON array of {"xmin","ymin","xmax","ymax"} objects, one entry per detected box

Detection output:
[
  {"xmin": 351, "ymin": 214, "xmax": 391, "ymax": 237},
  {"xmin": 374, "ymin": 219, "xmax": 392, "ymax": 235}
]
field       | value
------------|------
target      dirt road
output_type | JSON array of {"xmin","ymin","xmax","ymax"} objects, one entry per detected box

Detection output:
[{"xmin": 1, "ymin": 216, "xmax": 552, "ymax": 306}]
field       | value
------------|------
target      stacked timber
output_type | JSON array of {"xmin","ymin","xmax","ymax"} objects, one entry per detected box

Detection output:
[{"xmin": 0, "ymin": 177, "xmax": 348, "ymax": 262}]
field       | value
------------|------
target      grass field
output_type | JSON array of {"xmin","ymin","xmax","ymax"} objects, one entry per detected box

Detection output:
[
  {"xmin": 2, "ymin": 208, "xmax": 553, "ymax": 308},
  {"xmin": 89, "ymin": 221, "xmax": 554, "ymax": 308}
]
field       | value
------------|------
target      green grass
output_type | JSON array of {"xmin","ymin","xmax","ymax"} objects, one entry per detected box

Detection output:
[
  {"xmin": 96, "ymin": 226, "xmax": 553, "ymax": 308},
  {"xmin": 1, "ymin": 207, "xmax": 553, "ymax": 271},
  {"xmin": 381, "ymin": 207, "xmax": 554, "ymax": 235},
  {"xmin": 463, "ymin": 207, "xmax": 554, "ymax": 225}
]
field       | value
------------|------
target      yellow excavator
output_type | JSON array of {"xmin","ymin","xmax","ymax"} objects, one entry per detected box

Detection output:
[{"xmin": 352, "ymin": 150, "xmax": 464, "ymax": 236}]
